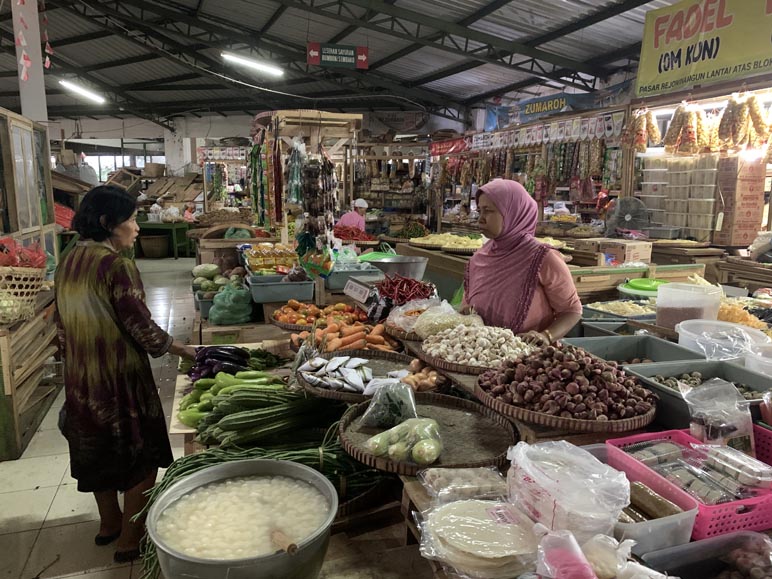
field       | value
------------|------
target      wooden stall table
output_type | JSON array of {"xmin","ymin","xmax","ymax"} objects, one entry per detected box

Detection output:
[
  {"xmin": 400, "ymin": 475, "xmax": 449, "ymax": 579},
  {"xmin": 651, "ymin": 244, "xmax": 726, "ymax": 282},
  {"xmin": 716, "ymin": 257, "xmax": 772, "ymax": 293},
  {"xmin": 138, "ymin": 221, "xmax": 190, "ymax": 259}
]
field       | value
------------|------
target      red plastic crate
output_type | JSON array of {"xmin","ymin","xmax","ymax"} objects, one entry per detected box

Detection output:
[
  {"xmin": 755, "ymin": 424, "xmax": 772, "ymax": 465},
  {"xmin": 606, "ymin": 430, "xmax": 772, "ymax": 540}
]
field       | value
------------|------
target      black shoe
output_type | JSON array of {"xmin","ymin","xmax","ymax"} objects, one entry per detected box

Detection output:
[
  {"xmin": 94, "ymin": 531, "xmax": 121, "ymax": 546},
  {"xmin": 113, "ymin": 548, "xmax": 141, "ymax": 563}
]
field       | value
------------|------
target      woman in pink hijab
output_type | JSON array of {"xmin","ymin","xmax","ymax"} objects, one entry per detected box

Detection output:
[{"xmin": 463, "ymin": 179, "xmax": 582, "ymax": 344}]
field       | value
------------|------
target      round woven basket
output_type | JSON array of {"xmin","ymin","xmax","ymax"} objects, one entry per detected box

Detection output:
[
  {"xmin": 138, "ymin": 235, "xmax": 169, "ymax": 259},
  {"xmin": 408, "ymin": 241, "xmax": 444, "ymax": 250},
  {"xmin": 473, "ymin": 384, "xmax": 657, "ymax": 433},
  {"xmin": 441, "ymin": 246, "xmax": 479, "ymax": 256},
  {"xmin": 296, "ymin": 349, "xmax": 416, "ymax": 403},
  {"xmin": 385, "ymin": 325, "xmax": 422, "ymax": 342},
  {"xmin": 415, "ymin": 348, "xmax": 491, "ymax": 375},
  {"xmin": 339, "ymin": 392, "xmax": 516, "ymax": 476},
  {"xmin": 354, "ymin": 240, "xmax": 379, "ymax": 248},
  {"xmin": 379, "ymin": 236, "xmax": 406, "ymax": 244},
  {"xmin": 270, "ymin": 319, "xmax": 313, "ymax": 332},
  {"xmin": 0, "ymin": 266, "xmax": 45, "ymax": 325}
]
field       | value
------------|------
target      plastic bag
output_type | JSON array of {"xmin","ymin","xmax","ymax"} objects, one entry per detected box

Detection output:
[
  {"xmin": 365, "ymin": 418, "xmax": 442, "ymax": 466},
  {"xmin": 386, "ymin": 298, "xmax": 441, "ymax": 333},
  {"xmin": 692, "ymin": 325, "xmax": 761, "ymax": 361},
  {"xmin": 417, "ymin": 499, "xmax": 539, "ymax": 579},
  {"xmin": 718, "ymin": 532, "xmax": 772, "ymax": 577},
  {"xmin": 418, "ymin": 467, "xmax": 507, "ymax": 504},
  {"xmin": 413, "ymin": 300, "xmax": 483, "ymax": 339},
  {"xmin": 694, "ymin": 443, "xmax": 772, "ymax": 488},
  {"xmin": 507, "ymin": 441, "xmax": 630, "ymax": 543},
  {"xmin": 581, "ymin": 535, "xmax": 635, "ymax": 579},
  {"xmin": 537, "ymin": 530, "xmax": 598, "ymax": 579},
  {"xmin": 208, "ymin": 285, "xmax": 252, "ymax": 325},
  {"xmin": 360, "ymin": 382, "xmax": 418, "ymax": 428},
  {"xmin": 616, "ymin": 562, "xmax": 671, "ymax": 579},
  {"xmin": 681, "ymin": 378, "xmax": 755, "ymax": 455}
]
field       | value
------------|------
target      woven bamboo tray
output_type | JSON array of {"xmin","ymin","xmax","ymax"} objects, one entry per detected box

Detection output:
[
  {"xmin": 354, "ymin": 240, "xmax": 379, "ymax": 248},
  {"xmin": 408, "ymin": 241, "xmax": 444, "ymax": 250},
  {"xmin": 441, "ymin": 246, "xmax": 479, "ymax": 256},
  {"xmin": 379, "ymin": 235, "xmax": 406, "ymax": 244},
  {"xmin": 473, "ymin": 384, "xmax": 657, "ymax": 433},
  {"xmin": 415, "ymin": 348, "xmax": 490, "ymax": 375},
  {"xmin": 385, "ymin": 324, "xmax": 422, "ymax": 342},
  {"xmin": 339, "ymin": 392, "xmax": 516, "ymax": 476},
  {"xmin": 270, "ymin": 319, "xmax": 313, "ymax": 332},
  {"xmin": 296, "ymin": 349, "xmax": 416, "ymax": 403}
]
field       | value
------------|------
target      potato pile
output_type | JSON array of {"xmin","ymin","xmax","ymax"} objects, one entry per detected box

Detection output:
[{"xmin": 478, "ymin": 345, "xmax": 657, "ymax": 421}]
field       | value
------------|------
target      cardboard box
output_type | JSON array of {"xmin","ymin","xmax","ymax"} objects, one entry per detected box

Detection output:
[
  {"xmin": 573, "ymin": 237, "xmax": 608, "ymax": 253},
  {"xmin": 599, "ymin": 240, "xmax": 652, "ymax": 264},
  {"xmin": 714, "ymin": 156, "xmax": 766, "ymax": 246}
]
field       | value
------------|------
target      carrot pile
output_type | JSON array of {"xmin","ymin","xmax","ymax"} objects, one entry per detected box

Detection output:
[{"xmin": 291, "ymin": 320, "xmax": 401, "ymax": 353}]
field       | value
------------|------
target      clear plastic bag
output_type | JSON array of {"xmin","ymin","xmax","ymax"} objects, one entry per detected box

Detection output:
[
  {"xmin": 581, "ymin": 535, "xmax": 635, "ymax": 579},
  {"xmin": 359, "ymin": 382, "xmax": 418, "ymax": 428},
  {"xmin": 507, "ymin": 441, "xmax": 630, "ymax": 543},
  {"xmin": 208, "ymin": 285, "xmax": 252, "ymax": 325},
  {"xmin": 681, "ymin": 378, "xmax": 755, "ymax": 455},
  {"xmin": 386, "ymin": 298, "xmax": 441, "ymax": 333},
  {"xmin": 694, "ymin": 444, "xmax": 772, "ymax": 489},
  {"xmin": 418, "ymin": 467, "xmax": 507, "ymax": 503},
  {"xmin": 413, "ymin": 300, "xmax": 483, "ymax": 339},
  {"xmin": 693, "ymin": 325, "xmax": 760, "ymax": 361},
  {"xmin": 417, "ymin": 500, "xmax": 539, "ymax": 579},
  {"xmin": 365, "ymin": 418, "xmax": 442, "ymax": 466},
  {"xmin": 537, "ymin": 530, "xmax": 598, "ymax": 579},
  {"xmin": 718, "ymin": 532, "xmax": 772, "ymax": 578},
  {"xmin": 616, "ymin": 562, "xmax": 671, "ymax": 579}
]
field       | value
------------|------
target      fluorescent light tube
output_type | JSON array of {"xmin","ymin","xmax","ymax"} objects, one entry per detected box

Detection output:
[
  {"xmin": 221, "ymin": 52, "xmax": 283, "ymax": 77},
  {"xmin": 59, "ymin": 80, "xmax": 106, "ymax": 104}
]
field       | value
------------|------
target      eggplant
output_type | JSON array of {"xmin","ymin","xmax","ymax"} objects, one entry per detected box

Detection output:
[
  {"xmin": 195, "ymin": 346, "xmax": 249, "ymax": 363},
  {"xmin": 218, "ymin": 361, "xmax": 249, "ymax": 375}
]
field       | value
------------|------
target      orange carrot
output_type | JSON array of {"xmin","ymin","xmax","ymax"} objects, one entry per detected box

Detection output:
[
  {"xmin": 315, "ymin": 328, "xmax": 325, "ymax": 342},
  {"xmin": 299, "ymin": 331, "xmax": 310, "ymax": 340},
  {"xmin": 370, "ymin": 324, "xmax": 385, "ymax": 336},
  {"xmin": 341, "ymin": 325, "xmax": 362, "ymax": 337},
  {"xmin": 350, "ymin": 339, "xmax": 368, "ymax": 350},
  {"xmin": 339, "ymin": 331, "xmax": 366, "ymax": 347},
  {"xmin": 369, "ymin": 344, "xmax": 394, "ymax": 351},
  {"xmin": 326, "ymin": 332, "xmax": 340, "ymax": 340},
  {"xmin": 291, "ymin": 333, "xmax": 300, "ymax": 346},
  {"xmin": 366, "ymin": 334, "xmax": 385, "ymax": 345},
  {"xmin": 326, "ymin": 338, "xmax": 342, "ymax": 352},
  {"xmin": 326, "ymin": 323, "xmax": 340, "ymax": 334}
]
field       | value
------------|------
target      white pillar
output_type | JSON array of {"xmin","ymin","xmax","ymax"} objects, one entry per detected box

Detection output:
[
  {"xmin": 12, "ymin": 0, "xmax": 47, "ymax": 122},
  {"xmin": 164, "ymin": 129, "xmax": 192, "ymax": 176}
]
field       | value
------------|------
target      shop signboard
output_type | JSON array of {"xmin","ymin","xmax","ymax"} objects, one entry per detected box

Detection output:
[
  {"xmin": 636, "ymin": 0, "xmax": 772, "ymax": 97},
  {"xmin": 307, "ymin": 42, "xmax": 369, "ymax": 69},
  {"xmin": 429, "ymin": 137, "xmax": 469, "ymax": 156}
]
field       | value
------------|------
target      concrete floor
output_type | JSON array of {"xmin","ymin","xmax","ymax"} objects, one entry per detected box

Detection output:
[{"xmin": 0, "ymin": 258, "xmax": 433, "ymax": 579}]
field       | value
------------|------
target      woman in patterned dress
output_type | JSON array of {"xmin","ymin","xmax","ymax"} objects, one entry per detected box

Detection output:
[{"xmin": 55, "ymin": 186, "xmax": 196, "ymax": 562}]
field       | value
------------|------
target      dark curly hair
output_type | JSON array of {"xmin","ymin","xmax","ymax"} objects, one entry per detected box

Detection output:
[{"xmin": 72, "ymin": 185, "xmax": 137, "ymax": 242}]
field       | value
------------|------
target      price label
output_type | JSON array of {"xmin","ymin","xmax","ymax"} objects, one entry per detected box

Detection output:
[{"xmin": 343, "ymin": 279, "xmax": 370, "ymax": 303}]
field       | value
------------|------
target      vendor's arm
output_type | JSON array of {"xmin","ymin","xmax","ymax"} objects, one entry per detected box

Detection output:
[
  {"xmin": 109, "ymin": 257, "xmax": 196, "ymax": 360},
  {"xmin": 539, "ymin": 250, "xmax": 582, "ymax": 341}
]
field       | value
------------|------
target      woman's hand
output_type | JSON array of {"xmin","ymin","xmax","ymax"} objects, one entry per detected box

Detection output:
[
  {"xmin": 518, "ymin": 330, "xmax": 551, "ymax": 348},
  {"xmin": 169, "ymin": 340, "xmax": 198, "ymax": 360}
]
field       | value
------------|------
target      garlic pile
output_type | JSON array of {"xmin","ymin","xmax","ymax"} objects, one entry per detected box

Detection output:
[{"xmin": 422, "ymin": 325, "xmax": 534, "ymax": 368}]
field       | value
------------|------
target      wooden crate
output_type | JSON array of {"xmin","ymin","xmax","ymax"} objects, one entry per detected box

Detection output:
[
  {"xmin": 0, "ymin": 296, "xmax": 62, "ymax": 461},
  {"xmin": 198, "ymin": 319, "xmax": 290, "ymax": 346},
  {"xmin": 106, "ymin": 168, "xmax": 143, "ymax": 195}
]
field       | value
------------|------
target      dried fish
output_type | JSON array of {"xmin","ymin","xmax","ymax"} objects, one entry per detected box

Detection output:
[
  {"xmin": 339, "ymin": 368, "xmax": 364, "ymax": 391},
  {"xmin": 325, "ymin": 356, "xmax": 351, "ymax": 373},
  {"xmin": 345, "ymin": 357, "xmax": 368, "ymax": 369}
]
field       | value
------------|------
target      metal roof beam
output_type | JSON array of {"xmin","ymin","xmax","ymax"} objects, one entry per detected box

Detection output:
[
  {"xmin": 326, "ymin": 0, "xmax": 396, "ymax": 44},
  {"xmin": 55, "ymin": 31, "xmax": 113, "ymax": 47},
  {"xmin": 525, "ymin": 0, "xmax": 654, "ymax": 47},
  {"xmin": 260, "ymin": 5, "xmax": 287, "ymax": 34},
  {"xmin": 82, "ymin": 53, "xmax": 162, "ymax": 72},
  {"xmin": 125, "ymin": 73, "xmax": 201, "ymax": 90},
  {"xmin": 102, "ymin": 0, "xmax": 463, "ymax": 110},
  {"xmin": 406, "ymin": 60, "xmax": 483, "ymax": 88},
  {"xmin": 125, "ymin": 83, "xmax": 232, "ymax": 91}
]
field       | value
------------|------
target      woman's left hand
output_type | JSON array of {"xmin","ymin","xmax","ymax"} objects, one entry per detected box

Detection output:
[{"xmin": 518, "ymin": 330, "xmax": 551, "ymax": 347}]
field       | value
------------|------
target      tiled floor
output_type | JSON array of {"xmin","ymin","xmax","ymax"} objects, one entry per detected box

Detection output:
[{"xmin": 1, "ymin": 257, "xmax": 432, "ymax": 579}]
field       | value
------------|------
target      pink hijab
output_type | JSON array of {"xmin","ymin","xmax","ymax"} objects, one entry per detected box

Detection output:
[{"xmin": 464, "ymin": 179, "xmax": 549, "ymax": 332}]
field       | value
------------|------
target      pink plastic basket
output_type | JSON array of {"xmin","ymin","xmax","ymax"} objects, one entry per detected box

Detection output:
[
  {"xmin": 755, "ymin": 424, "xmax": 772, "ymax": 465},
  {"xmin": 606, "ymin": 430, "xmax": 772, "ymax": 539}
]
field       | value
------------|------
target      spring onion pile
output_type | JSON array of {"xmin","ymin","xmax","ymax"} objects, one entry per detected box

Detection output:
[{"xmin": 136, "ymin": 427, "xmax": 388, "ymax": 579}]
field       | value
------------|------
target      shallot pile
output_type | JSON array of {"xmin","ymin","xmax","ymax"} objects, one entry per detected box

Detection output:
[
  {"xmin": 422, "ymin": 325, "xmax": 534, "ymax": 368},
  {"xmin": 478, "ymin": 345, "xmax": 657, "ymax": 421}
]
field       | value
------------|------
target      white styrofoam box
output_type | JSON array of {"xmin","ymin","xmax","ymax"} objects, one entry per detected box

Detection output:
[
  {"xmin": 667, "ymin": 171, "xmax": 692, "ymax": 186},
  {"xmin": 688, "ymin": 213, "xmax": 714, "ymax": 229},
  {"xmin": 664, "ymin": 213, "xmax": 689, "ymax": 227},
  {"xmin": 665, "ymin": 199, "xmax": 688, "ymax": 213},
  {"xmin": 642, "ymin": 182, "xmax": 668, "ymax": 195},
  {"xmin": 668, "ymin": 185, "xmax": 690, "ymax": 199},
  {"xmin": 688, "ymin": 199, "xmax": 716, "ymax": 214},
  {"xmin": 638, "ymin": 194, "xmax": 667, "ymax": 210},
  {"xmin": 691, "ymin": 170, "xmax": 718, "ymax": 186}
]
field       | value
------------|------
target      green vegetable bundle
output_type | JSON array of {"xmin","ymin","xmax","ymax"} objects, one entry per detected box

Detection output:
[{"xmin": 366, "ymin": 418, "xmax": 443, "ymax": 466}]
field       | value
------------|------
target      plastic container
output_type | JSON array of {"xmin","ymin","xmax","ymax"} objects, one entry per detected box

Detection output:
[
  {"xmin": 641, "ymin": 182, "xmax": 668, "ymax": 195},
  {"xmin": 245, "ymin": 271, "xmax": 284, "ymax": 285},
  {"xmin": 642, "ymin": 226, "xmax": 681, "ymax": 239},
  {"xmin": 195, "ymin": 291, "xmax": 214, "ymax": 319},
  {"xmin": 696, "ymin": 154, "xmax": 720, "ymax": 170},
  {"xmin": 664, "ymin": 199, "xmax": 688, "ymax": 213},
  {"xmin": 667, "ymin": 171, "xmax": 692, "ymax": 186},
  {"xmin": 667, "ymin": 185, "xmax": 690, "ymax": 199},
  {"xmin": 637, "ymin": 194, "xmax": 666, "ymax": 209},
  {"xmin": 686, "ymin": 227, "xmax": 713, "ymax": 242},
  {"xmin": 642, "ymin": 531, "xmax": 770, "ymax": 579},
  {"xmin": 246, "ymin": 279, "xmax": 314, "ymax": 303},
  {"xmin": 641, "ymin": 168, "xmax": 668, "ymax": 181},
  {"xmin": 582, "ymin": 321, "xmax": 629, "ymax": 337},
  {"xmin": 607, "ymin": 432, "xmax": 772, "ymax": 539},
  {"xmin": 689, "ymin": 184, "xmax": 717, "ymax": 199},
  {"xmin": 687, "ymin": 199, "xmax": 716, "ymax": 214},
  {"xmin": 669, "ymin": 158, "xmax": 697, "ymax": 172},
  {"xmin": 563, "ymin": 335, "xmax": 704, "ymax": 365},
  {"xmin": 626, "ymin": 360, "xmax": 772, "ymax": 429},
  {"xmin": 663, "ymin": 212, "xmax": 688, "ymax": 227},
  {"xmin": 582, "ymin": 444, "xmax": 698, "ymax": 556},
  {"xmin": 147, "ymin": 459, "xmax": 338, "ymax": 579},
  {"xmin": 646, "ymin": 209, "xmax": 665, "ymax": 224},
  {"xmin": 745, "ymin": 344, "xmax": 772, "ymax": 377},
  {"xmin": 674, "ymin": 319, "xmax": 770, "ymax": 360},
  {"xmin": 325, "ymin": 264, "xmax": 383, "ymax": 290},
  {"xmin": 690, "ymin": 169, "xmax": 718, "ymax": 186},
  {"xmin": 656, "ymin": 283, "xmax": 722, "ymax": 329},
  {"xmin": 687, "ymin": 213, "xmax": 714, "ymax": 229}
]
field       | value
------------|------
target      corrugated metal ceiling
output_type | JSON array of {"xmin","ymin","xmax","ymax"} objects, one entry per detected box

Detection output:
[{"xmin": 0, "ymin": 0, "xmax": 680, "ymax": 120}]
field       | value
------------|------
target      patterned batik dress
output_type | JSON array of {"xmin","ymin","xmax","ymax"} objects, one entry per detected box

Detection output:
[{"xmin": 55, "ymin": 241, "xmax": 174, "ymax": 492}]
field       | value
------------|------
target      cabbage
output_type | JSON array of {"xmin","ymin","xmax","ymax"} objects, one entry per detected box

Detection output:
[
  {"xmin": 200, "ymin": 280, "xmax": 217, "ymax": 292},
  {"xmin": 192, "ymin": 264, "xmax": 221, "ymax": 279},
  {"xmin": 213, "ymin": 276, "xmax": 229, "ymax": 287},
  {"xmin": 193, "ymin": 277, "xmax": 208, "ymax": 286}
]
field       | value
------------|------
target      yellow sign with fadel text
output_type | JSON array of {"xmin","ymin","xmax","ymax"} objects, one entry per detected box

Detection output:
[{"xmin": 636, "ymin": 0, "xmax": 772, "ymax": 97}]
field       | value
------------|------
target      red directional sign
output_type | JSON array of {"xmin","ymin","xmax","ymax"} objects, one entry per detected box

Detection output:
[
  {"xmin": 307, "ymin": 42, "xmax": 369, "ymax": 70},
  {"xmin": 307, "ymin": 42, "xmax": 321, "ymax": 66},
  {"xmin": 355, "ymin": 46, "xmax": 369, "ymax": 69}
]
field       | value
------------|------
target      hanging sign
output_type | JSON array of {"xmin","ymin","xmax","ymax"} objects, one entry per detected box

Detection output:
[
  {"xmin": 307, "ymin": 42, "xmax": 369, "ymax": 69},
  {"xmin": 636, "ymin": 0, "xmax": 772, "ymax": 97},
  {"xmin": 429, "ymin": 137, "xmax": 469, "ymax": 156}
]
